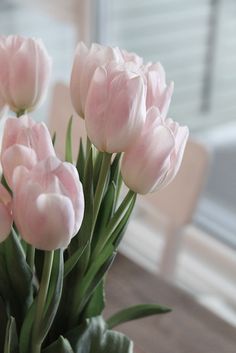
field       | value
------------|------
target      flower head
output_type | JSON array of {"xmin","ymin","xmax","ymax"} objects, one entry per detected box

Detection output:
[
  {"xmin": 0, "ymin": 35, "xmax": 52, "ymax": 113},
  {"xmin": 13, "ymin": 156, "xmax": 84, "ymax": 250},
  {"xmin": 121, "ymin": 107, "xmax": 189, "ymax": 194},
  {"xmin": 1, "ymin": 115, "xmax": 55, "ymax": 188}
]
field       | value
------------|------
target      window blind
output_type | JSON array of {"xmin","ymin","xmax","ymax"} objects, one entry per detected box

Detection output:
[{"xmin": 103, "ymin": 0, "xmax": 236, "ymax": 130}]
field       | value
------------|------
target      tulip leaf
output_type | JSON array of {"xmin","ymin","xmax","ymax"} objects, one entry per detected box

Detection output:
[
  {"xmin": 39, "ymin": 249, "xmax": 64, "ymax": 342},
  {"xmin": 64, "ymin": 241, "xmax": 89, "ymax": 278},
  {"xmin": 70, "ymin": 244, "xmax": 115, "ymax": 323},
  {"xmin": 43, "ymin": 336, "xmax": 74, "ymax": 353},
  {"xmin": 72, "ymin": 147, "xmax": 94, "ymax": 274},
  {"xmin": 0, "ymin": 296, "xmax": 8, "ymax": 352},
  {"xmin": 19, "ymin": 297, "xmax": 36, "ymax": 353},
  {"xmin": 92, "ymin": 182, "xmax": 116, "ymax": 252},
  {"xmin": 82, "ymin": 280, "xmax": 105, "ymax": 319},
  {"xmin": 106, "ymin": 304, "xmax": 172, "ymax": 329},
  {"xmin": 66, "ymin": 316, "xmax": 133, "ymax": 353},
  {"xmin": 106, "ymin": 191, "xmax": 136, "ymax": 242},
  {"xmin": 76, "ymin": 138, "xmax": 85, "ymax": 184},
  {"xmin": 78, "ymin": 245, "xmax": 116, "ymax": 314},
  {"xmin": 111, "ymin": 193, "xmax": 136, "ymax": 249},
  {"xmin": 110, "ymin": 153, "xmax": 121, "ymax": 185},
  {"xmin": 4, "ymin": 316, "xmax": 18, "ymax": 353},
  {"xmin": 4, "ymin": 229, "xmax": 33, "ymax": 323},
  {"xmin": 52, "ymin": 132, "xmax": 56, "ymax": 146},
  {"xmin": 0, "ymin": 247, "xmax": 12, "ymax": 302},
  {"xmin": 65, "ymin": 116, "xmax": 73, "ymax": 163},
  {"xmin": 93, "ymin": 151, "xmax": 103, "ymax": 189},
  {"xmin": 109, "ymin": 153, "xmax": 122, "ymax": 208}
]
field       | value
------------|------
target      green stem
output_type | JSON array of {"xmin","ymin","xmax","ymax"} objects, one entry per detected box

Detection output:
[
  {"xmin": 92, "ymin": 152, "xmax": 111, "ymax": 233},
  {"xmin": 26, "ymin": 245, "xmax": 35, "ymax": 271},
  {"xmin": 16, "ymin": 109, "xmax": 26, "ymax": 117},
  {"xmin": 31, "ymin": 251, "xmax": 54, "ymax": 353}
]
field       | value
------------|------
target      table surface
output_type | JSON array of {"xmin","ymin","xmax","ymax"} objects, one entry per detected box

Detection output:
[{"xmin": 105, "ymin": 254, "xmax": 236, "ymax": 353}]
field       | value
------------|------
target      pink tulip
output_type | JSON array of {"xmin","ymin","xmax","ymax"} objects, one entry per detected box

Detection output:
[
  {"xmin": 0, "ymin": 184, "xmax": 13, "ymax": 242},
  {"xmin": 70, "ymin": 42, "xmax": 124, "ymax": 117},
  {"xmin": 70, "ymin": 42, "xmax": 144, "ymax": 118},
  {"xmin": 1, "ymin": 115, "xmax": 55, "ymax": 188},
  {"xmin": 85, "ymin": 62, "xmax": 146, "ymax": 153},
  {"xmin": 120, "ymin": 49, "xmax": 143, "ymax": 66},
  {"xmin": 121, "ymin": 107, "xmax": 189, "ymax": 194},
  {"xmin": 144, "ymin": 62, "xmax": 174, "ymax": 118},
  {"xmin": 0, "ymin": 35, "xmax": 52, "ymax": 113},
  {"xmin": 12, "ymin": 156, "xmax": 84, "ymax": 250}
]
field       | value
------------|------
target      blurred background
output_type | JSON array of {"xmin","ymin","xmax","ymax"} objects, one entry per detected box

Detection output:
[{"xmin": 0, "ymin": 0, "xmax": 236, "ymax": 327}]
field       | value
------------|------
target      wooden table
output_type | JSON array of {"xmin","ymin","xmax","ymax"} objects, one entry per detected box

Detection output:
[{"xmin": 105, "ymin": 254, "xmax": 236, "ymax": 353}]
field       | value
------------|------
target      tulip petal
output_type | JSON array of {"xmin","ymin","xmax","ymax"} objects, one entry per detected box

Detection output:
[
  {"xmin": 31, "ymin": 193, "xmax": 75, "ymax": 250},
  {"xmin": 2, "ymin": 144, "xmax": 37, "ymax": 187},
  {"xmin": 54, "ymin": 162, "xmax": 84, "ymax": 233},
  {"xmin": 122, "ymin": 124, "xmax": 175, "ymax": 194},
  {"xmin": 85, "ymin": 66, "xmax": 108, "ymax": 150},
  {"xmin": 105, "ymin": 73, "xmax": 146, "ymax": 152}
]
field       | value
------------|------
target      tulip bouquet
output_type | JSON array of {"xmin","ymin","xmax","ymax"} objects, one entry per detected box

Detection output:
[{"xmin": 0, "ymin": 35, "xmax": 189, "ymax": 353}]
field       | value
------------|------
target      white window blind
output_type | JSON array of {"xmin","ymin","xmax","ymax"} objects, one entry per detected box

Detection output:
[{"xmin": 101, "ymin": 0, "xmax": 236, "ymax": 130}]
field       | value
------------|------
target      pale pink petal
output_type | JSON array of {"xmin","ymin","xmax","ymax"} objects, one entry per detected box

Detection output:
[
  {"xmin": 121, "ymin": 124, "xmax": 175, "ymax": 194},
  {"xmin": 2, "ymin": 144, "xmax": 37, "ymax": 187},
  {"xmin": 85, "ymin": 66, "xmax": 108, "ymax": 151}
]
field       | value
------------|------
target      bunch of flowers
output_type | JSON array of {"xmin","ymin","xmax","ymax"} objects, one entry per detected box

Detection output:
[{"xmin": 0, "ymin": 36, "xmax": 188, "ymax": 353}]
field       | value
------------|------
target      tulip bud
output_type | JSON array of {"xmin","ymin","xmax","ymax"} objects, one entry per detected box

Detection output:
[
  {"xmin": 1, "ymin": 115, "xmax": 55, "ymax": 188},
  {"xmin": 121, "ymin": 107, "xmax": 189, "ymax": 194},
  {"xmin": 0, "ymin": 184, "xmax": 13, "ymax": 242},
  {"xmin": 144, "ymin": 62, "xmax": 174, "ymax": 118},
  {"xmin": 70, "ymin": 42, "xmax": 124, "ymax": 117},
  {"xmin": 0, "ymin": 35, "xmax": 52, "ymax": 114},
  {"xmin": 85, "ymin": 62, "xmax": 146, "ymax": 153},
  {"xmin": 12, "ymin": 156, "xmax": 84, "ymax": 250}
]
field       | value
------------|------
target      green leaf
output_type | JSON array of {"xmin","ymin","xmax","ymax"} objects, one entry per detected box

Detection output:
[
  {"xmin": 78, "ymin": 147, "xmax": 94, "ymax": 246},
  {"xmin": 39, "ymin": 250, "xmax": 64, "ymax": 342},
  {"xmin": 107, "ymin": 304, "xmax": 172, "ymax": 329},
  {"xmin": 67, "ymin": 316, "xmax": 133, "ymax": 353},
  {"xmin": 4, "ymin": 317, "xmax": 18, "ymax": 353},
  {"xmin": 70, "ymin": 146, "xmax": 94, "ymax": 274},
  {"xmin": 65, "ymin": 116, "xmax": 73, "ymax": 163},
  {"xmin": 52, "ymin": 132, "xmax": 56, "ymax": 146},
  {"xmin": 69, "ymin": 245, "xmax": 115, "ymax": 324},
  {"xmin": 0, "ymin": 296, "xmax": 8, "ymax": 352},
  {"xmin": 92, "ymin": 191, "xmax": 136, "ymax": 259},
  {"xmin": 0, "ymin": 247, "xmax": 11, "ymax": 301},
  {"xmin": 106, "ymin": 191, "xmax": 136, "ymax": 241},
  {"xmin": 93, "ymin": 151, "xmax": 103, "ymax": 189},
  {"xmin": 4, "ymin": 229, "xmax": 33, "ymax": 322},
  {"xmin": 110, "ymin": 153, "xmax": 121, "ymax": 184},
  {"xmin": 92, "ymin": 182, "xmax": 116, "ymax": 252},
  {"xmin": 76, "ymin": 139, "xmax": 85, "ymax": 184},
  {"xmin": 78, "ymin": 247, "xmax": 116, "ymax": 314},
  {"xmin": 82, "ymin": 280, "xmax": 105, "ymax": 319},
  {"xmin": 19, "ymin": 297, "xmax": 36, "ymax": 353},
  {"xmin": 64, "ymin": 242, "xmax": 89, "ymax": 278},
  {"xmin": 111, "ymin": 194, "xmax": 136, "ymax": 249},
  {"xmin": 43, "ymin": 336, "xmax": 74, "ymax": 353}
]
